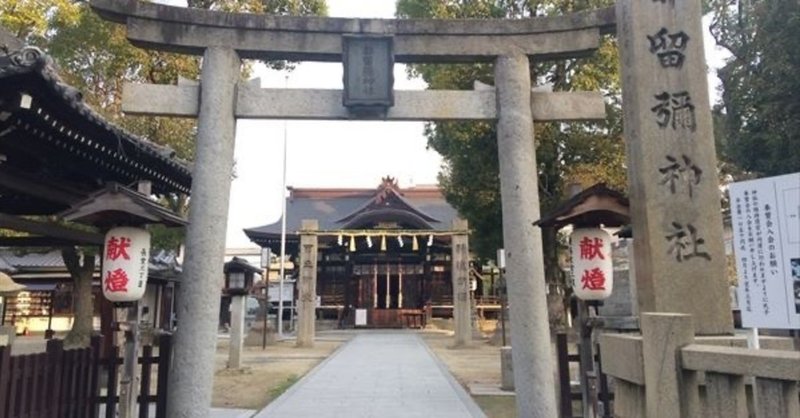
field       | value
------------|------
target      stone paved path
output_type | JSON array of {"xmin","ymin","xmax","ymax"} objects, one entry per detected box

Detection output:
[{"xmin": 254, "ymin": 332, "xmax": 487, "ymax": 418}]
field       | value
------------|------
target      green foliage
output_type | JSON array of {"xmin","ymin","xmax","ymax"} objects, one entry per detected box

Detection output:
[
  {"xmin": 0, "ymin": 0, "xmax": 79, "ymax": 42},
  {"xmin": 709, "ymin": 0, "xmax": 800, "ymax": 178},
  {"xmin": 45, "ymin": 4, "xmax": 200, "ymax": 161},
  {"xmin": 1, "ymin": 0, "xmax": 327, "ymax": 251},
  {"xmin": 188, "ymin": 0, "xmax": 327, "ymax": 14},
  {"xmin": 269, "ymin": 374, "xmax": 300, "ymax": 399},
  {"xmin": 396, "ymin": 0, "xmax": 626, "ymax": 265}
]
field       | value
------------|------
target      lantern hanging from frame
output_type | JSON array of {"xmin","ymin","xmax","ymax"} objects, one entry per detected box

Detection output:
[
  {"xmin": 102, "ymin": 226, "xmax": 151, "ymax": 302},
  {"xmin": 571, "ymin": 227, "xmax": 613, "ymax": 300}
]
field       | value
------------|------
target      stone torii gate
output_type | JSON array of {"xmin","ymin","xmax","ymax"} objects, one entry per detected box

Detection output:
[{"xmin": 91, "ymin": 1, "xmax": 613, "ymax": 417}]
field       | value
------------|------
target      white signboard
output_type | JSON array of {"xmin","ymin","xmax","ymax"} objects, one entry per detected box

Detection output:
[
  {"xmin": 730, "ymin": 173, "xmax": 800, "ymax": 329},
  {"xmin": 267, "ymin": 281, "xmax": 294, "ymax": 303},
  {"xmin": 355, "ymin": 309, "xmax": 367, "ymax": 326}
]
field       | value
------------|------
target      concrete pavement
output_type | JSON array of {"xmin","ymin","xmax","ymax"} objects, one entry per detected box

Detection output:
[{"xmin": 254, "ymin": 331, "xmax": 487, "ymax": 418}]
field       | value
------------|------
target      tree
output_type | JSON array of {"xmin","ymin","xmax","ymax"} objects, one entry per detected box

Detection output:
[
  {"xmin": 61, "ymin": 247, "xmax": 96, "ymax": 347},
  {"xmin": 1, "ymin": 0, "xmax": 327, "ymax": 345},
  {"xmin": 709, "ymin": 0, "xmax": 800, "ymax": 178},
  {"xmin": 396, "ymin": 0, "xmax": 626, "ymax": 327}
]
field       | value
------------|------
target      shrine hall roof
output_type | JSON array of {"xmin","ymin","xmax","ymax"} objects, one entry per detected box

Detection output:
[
  {"xmin": 244, "ymin": 178, "xmax": 460, "ymax": 247},
  {"xmin": 0, "ymin": 46, "xmax": 192, "ymax": 215}
]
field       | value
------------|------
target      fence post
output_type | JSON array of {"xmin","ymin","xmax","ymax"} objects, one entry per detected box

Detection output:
[
  {"xmin": 139, "ymin": 344, "xmax": 153, "ymax": 418},
  {"xmin": 0, "ymin": 345, "xmax": 10, "ymax": 418},
  {"xmin": 105, "ymin": 346, "xmax": 120, "ymax": 418},
  {"xmin": 89, "ymin": 336, "xmax": 101, "ymax": 418},
  {"xmin": 46, "ymin": 338, "xmax": 64, "ymax": 418},
  {"xmin": 640, "ymin": 313, "xmax": 695, "ymax": 418},
  {"xmin": 556, "ymin": 333, "xmax": 573, "ymax": 418},
  {"xmin": 155, "ymin": 334, "xmax": 172, "ymax": 418}
]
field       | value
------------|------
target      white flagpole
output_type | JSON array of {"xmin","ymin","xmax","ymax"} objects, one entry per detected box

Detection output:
[{"xmin": 278, "ymin": 75, "xmax": 289, "ymax": 337}]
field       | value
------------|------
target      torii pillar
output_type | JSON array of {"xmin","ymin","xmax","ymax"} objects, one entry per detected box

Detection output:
[
  {"xmin": 168, "ymin": 48, "xmax": 241, "ymax": 417},
  {"xmin": 91, "ymin": 2, "xmax": 614, "ymax": 416}
]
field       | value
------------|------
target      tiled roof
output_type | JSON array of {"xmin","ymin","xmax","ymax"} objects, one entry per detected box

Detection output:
[
  {"xmin": 244, "ymin": 179, "xmax": 460, "ymax": 242},
  {"xmin": 0, "ymin": 46, "xmax": 192, "ymax": 197},
  {"xmin": 0, "ymin": 248, "xmax": 181, "ymax": 280}
]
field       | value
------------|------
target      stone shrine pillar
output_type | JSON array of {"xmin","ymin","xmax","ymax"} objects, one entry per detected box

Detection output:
[
  {"xmin": 495, "ymin": 54, "xmax": 558, "ymax": 417},
  {"xmin": 451, "ymin": 219, "xmax": 471, "ymax": 347},
  {"xmin": 297, "ymin": 219, "xmax": 318, "ymax": 348},
  {"xmin": 617, "ymin": 0, "xmax": 733, "ymax": 335},
  {"xmin": 228, "ymin": 296, "xmax": 245, "ymax": 369},
  {"xmin": 166, "ymin": 47, "xmax": 240, "ymax": 418}
]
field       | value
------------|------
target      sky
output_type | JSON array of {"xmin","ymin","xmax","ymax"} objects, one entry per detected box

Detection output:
[{"xmin": 156, "ymin": 0, "xmax": 730, "ymax": 250}]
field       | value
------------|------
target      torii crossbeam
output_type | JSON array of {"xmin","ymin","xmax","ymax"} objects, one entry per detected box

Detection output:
[{"xmin": 91, "ymin": 1, "xmax": 614, "ymax": 416}]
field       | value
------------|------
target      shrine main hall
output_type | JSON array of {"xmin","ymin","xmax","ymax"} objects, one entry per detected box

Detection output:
[{"xmin": 244, "ymin": 177, "xmax": 484, "ymax": 329}]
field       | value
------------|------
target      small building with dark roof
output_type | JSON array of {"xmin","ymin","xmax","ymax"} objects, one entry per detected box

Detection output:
[{"xmin": 0, "ymin": 42, "xmax": 191, "ymax": 337}]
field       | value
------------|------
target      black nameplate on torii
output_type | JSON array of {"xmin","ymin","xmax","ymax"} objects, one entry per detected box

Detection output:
[{"xmin": 342, "ymin": 35, "xmax": 395, "ymax": 118}]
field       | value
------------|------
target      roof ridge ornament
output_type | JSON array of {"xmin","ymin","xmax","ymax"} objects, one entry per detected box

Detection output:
[
  {"xmin": 7, "ymin": 46, "xmax": 44, "ymax": 68},
  {"xmin": 376, "ymin": 175, "xmax": 400, "ymax": 203}
]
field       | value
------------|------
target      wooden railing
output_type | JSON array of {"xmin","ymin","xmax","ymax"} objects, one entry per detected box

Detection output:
[
  {"xmin": 599, "ymin": 313, "xmax": 800, "ymax": 418},
  {"xmin": 0, "ymin": 338, "xmax": 98, "ymax": 418},
  {"xmin": 0, "ymin": 334, "xmax": 172, "ymax": 418}
]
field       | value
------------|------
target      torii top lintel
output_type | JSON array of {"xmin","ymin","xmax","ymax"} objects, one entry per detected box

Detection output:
[{"xmin": 90, "ymin": 0, "xmax": 616, "ymax": 63}]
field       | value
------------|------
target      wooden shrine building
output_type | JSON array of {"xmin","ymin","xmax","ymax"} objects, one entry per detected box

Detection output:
[
  {"xmin": 0, "ymin": 43, "xmax": 191, "ymax": 339},
  {"xmin": 245, "ymin": 177, "xmax": 472, "ymax": 328}
]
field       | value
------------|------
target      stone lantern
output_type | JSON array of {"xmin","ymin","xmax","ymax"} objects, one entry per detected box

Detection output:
[{"xmin": 223, "ymin": 257, "xmax": 262, "ymax": 369}]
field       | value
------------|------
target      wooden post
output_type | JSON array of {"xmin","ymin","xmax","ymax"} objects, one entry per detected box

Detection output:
[
  {"xmin": 155, "ymin": 334, "xmax": 171, "ymax": 418},
  {"xmin": 372, "ymin": 264, "xmax": 377, "ymax": 309},
  {"xmin": 139, "ymin": 344, "xmax": 153, "ymax": 418},
  {"xmin": 118, "ymin": 304, "xmax": 140, "ymax": 418},
  {"xmin": 385, "ymin": 266, "xmax": 390, "ymax": 309},
  {"xmin": 0, "ymin": 345, "xmax": 9, "ymax": 418},
  {"xmin": 398, "ymin": 262, "xmax": 403, "ymax": 309},
  {"xmin": 556, "ymin": 333, "xmax": 573, "ymax": 418},
  {"xmin": 576, "ymin": 301, "xmax": 595, "ymax": 418},
  {"xmin": 89, "ymin": 336, "xmax": 101, "ymax": 418}
]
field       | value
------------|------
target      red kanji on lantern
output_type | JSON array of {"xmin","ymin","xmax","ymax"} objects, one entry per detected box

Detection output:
[
  {"xmin": 106, "ymin": 236, "xmax": 131, "ymax": 261},
  {"xmin": 579, "ymin": 237, "xmax": 605, "ymax": 260},
  {"xmin": 581, "ymin": 267, "xmax": 606, "ymax": 291},
  {"xmin": 105, "ymin": 268, "xmax": 129, "ymax": 293}
]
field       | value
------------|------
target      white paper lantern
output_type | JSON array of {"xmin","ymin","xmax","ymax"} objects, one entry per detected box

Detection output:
[
  {"xmin": 571, "ymin": 228, "xmax": 613, "ymax": 300},
  {"xmin": 101, "ymin": 227, "xmax": 150, "ymax": 302}
]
